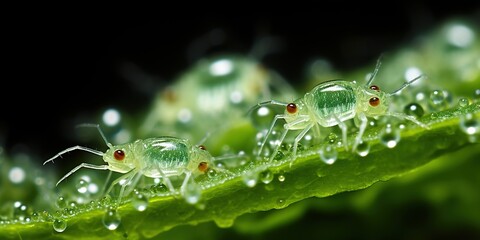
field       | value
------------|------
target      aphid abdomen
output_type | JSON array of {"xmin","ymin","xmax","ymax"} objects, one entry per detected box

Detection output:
[
  {"xmin": 306, "ymin": 81, "xmax": 357, "ymax": 126},
  {"xmin": 141, "ymin": 138, "xmax": 190, "ymax": 176}
]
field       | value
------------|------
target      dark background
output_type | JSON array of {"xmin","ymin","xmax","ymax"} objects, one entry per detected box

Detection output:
[{"xmin": 1, "ymin": 4, "xmax": 479, "ymax": 163}]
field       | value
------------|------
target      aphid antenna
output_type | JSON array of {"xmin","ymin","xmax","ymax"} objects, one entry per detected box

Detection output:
[
  {"xmin": 75, "ymin": 123, "xmax": 113, "ymax": 148},
  {"xmin": 388, "ymin": 75, "xmax": 426, "ymax": 96},
  {"xmin": 246, "ymin": 100, "xmax": 289, "ymax": 118},
  {"xmin": 365, "ymin": 55, "xmax": 383, "ymax": 86}
]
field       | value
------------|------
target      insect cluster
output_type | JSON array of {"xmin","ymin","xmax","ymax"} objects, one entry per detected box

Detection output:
[{"xmin": 43, "ymin": 54, "xmax": 429, "ymax": 232}]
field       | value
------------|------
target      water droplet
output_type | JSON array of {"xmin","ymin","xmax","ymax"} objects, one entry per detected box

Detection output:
[
  {"xmin": 458, "ymin": 97, "xmax": 470, "ymax": 107},
  {"xmin": 474, "ymin": 89, "xmax": 480, "ymax": 101},
  {"xmin": 277, "ymin": 174, "xmax": 286, "ymax": 182},
  {"xmin": 251, "ymin": 106, "xmax": 275, "ymax": 129},
  {"xmin": 460, "ymin": 113, "xmax": 479, "ymax": 135},
  {"xmin": 355, "ymin": 141, "xmax": 370, "ymax": 157},
  {"xmin": 259, "ymin": 169, "xmax": 274, "ymax": 184},
  {"xmin": 327, "ymin": 133, "xmax": 338, "ymax": 144},
  {"xmin": 242, "ymin": 171, "xmax": 258, "ymax": 188},
  {"xmin": 214, "ymin": 218, "xmax": 235, "ymax": 228},
  {"xmin": 132, "ymin": 192, "xmax": 148, "ymax": 212},
  {"xmin": 316, "ymin": 169, "xmax": 326, "ymax": 178},
  {"xmin": 404, "ymin": 103, "xmax": 424, "ymax": 118},
  {"xmin": 207, "ymin": 169, "xmax": 217, "ymax": 178},
  {"xmin": 76, "ymin": 179, "xmax": 89, "ymax": 194},
  {"xmin": 380, "ymin": 125, "xmax": 400, "ymax": 148},
  {"xmin": 276, "ymin": 198, "xmax": 287, "ymax": 209},
  {"xmin": 102, "ymin": 207, "xmax": 121, "ymax": 230},
  {"xmin": 273, "ymin": 150, "xmax": 285, "ymax": 160},
  {"xmin": 56, "ymin": 196, "xmax": 67, "ymax": 209},
  {"xmin": 53, "ymin": 219, "xmax": 67, "ymax": 232},
  {"xmin": 429, "ymin": 89, "xmax": 452, "ymax": 110},
  {"xmin": 319, "ymin": 144, "xmax": 337, "ymax": 164},
  {"xmin": 183, "ymin": 182, "xmax": 202, "ymax": 205}
]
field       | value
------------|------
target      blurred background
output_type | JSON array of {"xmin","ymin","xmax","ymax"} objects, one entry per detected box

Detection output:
[
  {"xmin": 1, "ymin": 3, "xmax": 479, "ymax": 240},
  {"xmin": 1, "ymin": 3, "xmax": 478, "ymax": 161}
]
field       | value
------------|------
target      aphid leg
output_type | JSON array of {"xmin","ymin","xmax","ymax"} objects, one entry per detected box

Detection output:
[
  {"xmin": 267, "ymin": 128, "xmax": 289, "ymax": 162},
  {"xmin": 334, "ymin": 115, "xmax": 349, "ymax": 151},
  {"xmin": 117, "ymin": 171, "xmax": 141, "ymax": 203},
  {"xmin": 258, "ymin": 114, "xmax": 287, "ymax": 157},
  {"xmin": 179, "ymin": 171, "xmax": 192, "ymax": 196},
  {"xmin": 43, "ymin": 145, "xmax": 104, "ymax": 165},
  {"xmin": 56, "ymin": 163, "xmax": 109, "ymax": 186},
  {"xmin": 103, "ymin": 169, "xmax": 137, "ymax": 203},
  {"xmin": 386, "ymin": 112, "xmax": 430, "ymax": 129},
  {"xmin": 155, "ymin": 166, "xmax": 176, "ymax": 194},
  {"xmin": 100, "ymin": 171, "xmax": 113, "ymax": 197},
  {"xmin": 289, "ymin": 123, "xmax": 314, "ymax": 167},
  {"xmin": 353, "ymin": 112, "xmax": 368, "ymax": 152}
]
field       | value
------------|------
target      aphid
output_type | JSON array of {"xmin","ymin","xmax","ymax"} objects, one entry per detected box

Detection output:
[
  {"xmin": 139, "ymin": 53, "xmax": 296, "ymax": 143},
  {"xmin": 43, "ymin": 124, "xmax": 223, "ymax": 203},
  {"xmin": 253, "ymin": 59, "xmax": 430, "ymax": 163}
]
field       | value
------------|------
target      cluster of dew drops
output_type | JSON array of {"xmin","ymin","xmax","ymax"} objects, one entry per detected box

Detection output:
[{"xmin": 1, "ymin": 23, "xmax": 480, "ymax": 234}]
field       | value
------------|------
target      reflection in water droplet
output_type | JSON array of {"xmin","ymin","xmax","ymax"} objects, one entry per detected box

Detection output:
[
  {"xmin": 404, "ymin": 103, "xmax": 424, "ymax": 118},
  {"xmin": 355, "ymin": 141, "xmax": 370, "ymax": 157},
  {"xmin": 76, "ymin": 179, "xmax": 89, "ymax": 194},
  {"xmin": 103, "ymin": 207, "xmax": 121, "ymax": 230},
  {"xmin": 183, "ymin": 182, "xmax": 202, "ymax": 205},
  {"xmin": 243, "ymin": 171, "xmax": 258, "ymax": 188},
  {"xmin": 260, "ymin": 169, "xmax": 274, "ymax": 184},
  {"xmin": 132, "ymin": 192, "xmax": 148, "ymax": 212},
  {"xmin": 460, "ymin": 113, "xmax": 479, "ymax": 135},
  {"xmin": 380, "ymin": 125, "xmax": 400, "ymax": 148},
  {"xmin": 57, "ymin": 196, "xmax": 67, "ymax": 209},
  {"xmin": 458, "ymin": 98, "xmax": 470, "ymax": 107},
  {"xmin": 53, "ymin": 219, "xmax": 67, "ymax": 233},
  {"xmin": 319, "ymin": 145, "xmax": 337, "ymax": 164}
]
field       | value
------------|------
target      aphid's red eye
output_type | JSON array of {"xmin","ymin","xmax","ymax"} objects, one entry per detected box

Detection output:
[
  {"xmin": 198, "ymin": 162, "xmax": 208, "ymax": 172},
  {"xmin": 198, "ymin": 145, "xmax": 207, "ymax": 150},
  {"xmin": 369, "ymin": 85, "xmax": 380, "ymax": 91},
  {"xmin": 114, "ymin": 150, "xmax": 125, "ymax": 161},
  {"xmin": 286, "ymin": 103, "xmax": 297, "ymax": 114},
  {"xmin": 369, "ymin": 97, "xmax": 380, "ymax": 107}
]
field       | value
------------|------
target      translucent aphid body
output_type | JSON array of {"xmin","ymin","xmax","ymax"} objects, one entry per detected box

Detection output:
[
  {"xmin": 255, "ymin": 59, "xmax": 429, "ymax": 163},
  {"xmin": 139, "ymin": 54, "xmax": 296, "ymax": 142},
  {"xmin": 44, "ymin": 125, "xmax": 218, "ymax": 203}
]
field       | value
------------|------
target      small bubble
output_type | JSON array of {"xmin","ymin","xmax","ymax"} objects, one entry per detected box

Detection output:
[
  {"xmin": 277, "ymin": 174, "xmax": 286, "ymax": 182},
  {"xmin": 458, "ymin": 97, "xmax": 470, "ymax": 107},
  {"xmin": 183, "ymin": 182, "xmax": 202, "ymax": 205},
  {"xmin": 56, "ymin": 196, "xmax": 67, "ymax": 209},
  {"xmin": 243, "ymin": 171, "xmax": 258, "ymax": 188},
  {"xmin": 276, "ymin": 198, "xmax": 287, "ymax": 208},
  {"xmin": 404, "ymin": 103, "xmax": 424, "ymax": 118},
  {"xmin": 76, "ymin": 179, "xmax": 89, "ymax": 194},
  {"xmin": 53, "ymin": 219, "xmax": 67, "ymax": 232},
  {"xmin": 102, "ymin": 207, "xmax": 121, "ymax": 231},
  {"xmin": 429, "ymin": 89, "xmax": 449, "ymax": 110},
  {"xmin": 460, "ymin": 113, "xmax": 479, "ymax": 135},
  {"xmin": 132, "ymin": 192, "xmax": 148, "ymax": 212},
  {"xmin": 380, "ymin": 125, "xmax": 400, "ymax": 148},
  {"xmin": 319, "ymin": 145, "xmax": 337, "ymax": 164},
  {"xmin": 207, "ymin": 169, "xmax": 217, "ymax": 178},
  {"xmin": 259, "ymin": 169, "xmax": 274, "ymax": 184},
  {"xmin": 355, "ymin": 141, "xmax": 370, "ymax": 157}
]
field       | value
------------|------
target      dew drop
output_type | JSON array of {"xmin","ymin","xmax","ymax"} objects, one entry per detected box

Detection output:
[
  {"xmin": 458, "ymin": 97, "xmax": 470, "ymax": 107},
  {"xmin": 207, "ymin": 168, "xmax": 218, "ymax": 178},
  {"xmin": 319, "ymin": 144, "xmax": 337, "ymax": 164},
  {"xmin": 460, "ymin": 113, "xmax": 479, "ymax": 135},
  {"xmin": 429, "ymin": 90, "xmax": 450, "ymax": 110},
  {"xmin": 259, "ymin": 169, "xmax": 274, "ymax": 184},
  {"xmin": 277, "ymin": 174, "xmax": 286, "ymax": 182},
  {"xmin": 102, "ymin": 207, "xmax": 121, "ymax": 231},
  {"xmin": 474, "ymin": 89, "xmax": 480, "ymax": 101},
  {"xmin": 276, "ymin": 198, "xmax": 287, "ymax": 209},
  {"xmin": 404, "ymin": 103, "xmax": 424, "ymax": 118},
  {"xmin": 76, "ymin": 179, "xmax": 89, "ymax": 194},
  {"xmin": 251, "ymin": 106, "xmax": 276, "ymax": 129},
  {"xmin": 355, "ymin": 141, "xmax": 370, "ymax": 157},
  {"xmin": 242, "ymin": 171, "xmax": 258, "ymax": 188},
  {"xmin": 53, "ymin": 219, "xmax": 67, "ymax": 233},
  {"xmin": 327, "ymin": 133, "xmax": 338, "ymax": 144},
  {"xmin": 183, "ymin": 182, "xmax": 202, "ymax": 205},
  {"xmin": 132, "ymin": 192, "xmax": 148, "ymax": 212},
  {"xmin": 56, "ymin": 196, "xmax": 67, "ymax": 209},
  {"xmin": 214, "ymin": 218, "xmax": 235, "ymax": 228},
  {"xmin": 380, "ymin": 125, "xmax": 400, "ymax": 148}
]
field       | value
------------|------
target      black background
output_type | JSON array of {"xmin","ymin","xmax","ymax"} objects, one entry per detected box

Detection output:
[{"xmin": 1, "ymin": 4, "xmax": 479, "ymax": 162}]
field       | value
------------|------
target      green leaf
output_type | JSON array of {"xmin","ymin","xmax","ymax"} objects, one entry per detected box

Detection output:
[{"xmin": 1, "ymin": 101, "xmax": 477, "ymax": 239}]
